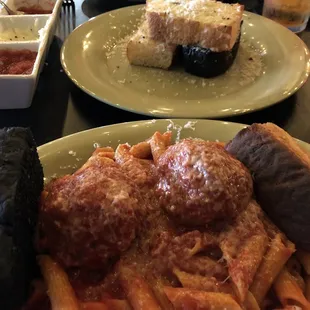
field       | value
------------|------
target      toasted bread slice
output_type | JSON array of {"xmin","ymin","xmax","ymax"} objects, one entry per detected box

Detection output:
[
  {"xmin": 226, "ymin": 123, "xmax": 310, "ymax": 250},
  {"xmin": 127, "ymin": 21, "xmax": 177, "ymax": 69},
  {"xmin": 146, "ymin": 0, "xmax": 244, "ymax": 52}
]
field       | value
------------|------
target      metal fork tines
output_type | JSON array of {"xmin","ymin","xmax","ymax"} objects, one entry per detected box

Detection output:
[
  {"xmin": 58, "ymin": 0, "xmax": 76, "ymax": 39},
  {"xmin": 62, "ymin": 0, "xmax": 75, "ymax": 8}
]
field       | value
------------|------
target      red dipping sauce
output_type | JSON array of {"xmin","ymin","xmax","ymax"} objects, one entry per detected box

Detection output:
[
  {"xmin": 0, "ymin": 50, "xmax": 37, "ymax": 75},
  {"xmin": 17, "ymin": 5, "xmax": 53, "ymax": 14}
]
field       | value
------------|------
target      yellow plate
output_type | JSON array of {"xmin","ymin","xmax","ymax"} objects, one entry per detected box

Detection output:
[
  {"xmin": 38, "ymin": 119, "xmax": 310, "ymax": 180},
  {"xmin": 61, "ymin": 5, "xmax": 310, "ymax": 118}
]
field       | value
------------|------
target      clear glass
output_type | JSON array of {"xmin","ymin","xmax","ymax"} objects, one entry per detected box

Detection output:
[{"xmin": 263, "ymin": 0, "xmax": 310, "ymax": 33}]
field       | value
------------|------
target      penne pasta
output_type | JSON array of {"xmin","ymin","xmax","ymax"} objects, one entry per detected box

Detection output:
[
  {"xmin": 287, "ymin": 257, "xmax": 306, "ymax": 292},
  {"xmin": 147, "ymin": 274, "xmax": 174, "ymax": 310},
  {"xmin": 228, "ymin": 233, "xmax": 268, "ymax": 302},
  {"xmin": 77, "ymin": 147, "xmax": 115, "ymax": 173},
  {"xmin": 244, "ymin": 292, "xmax": 260, "ymax": 310},
  {"xmin": 183, "ymin": 255, "xmax": 227, "ymax": 279},
  {"xmin": 173, "ymin": 268, "xmax": 233, "ymax": 294},
  {"xmin": 38, "ymin": 255, "xmax": 80, "ymax": 310},
  {"xmin": 216, "ymin": 141, "xmax": 226, "ymax": 147},
  {"xmin": 103, "ymin": 299, "xmax": 132, "ymax": 310},
  {"xmin": 146, "ymin": 131, "xmax": 172, "ymax": 145},
  {"xmin": 273, "ymin": 267, "xmax": 310, "ymax": 309},
  {"xmin": 293, "ymin": 273, "xmax": 306, "ymax": 294},
  {"xmin": 118, "ymin": 265, "xmax": 161, "ymax": 310},
  {"xmin": 250, "ymin": 234, "xmax": 295, "ymax": 305},
  {"xmin": 274, "ymin": 307, "xmax": 303, "ymax": 310},
  {"xmin": 162, "ymin": 131, "xmax": 172, "ymax": 146},
  {"xmin": 130, "ymin": 141, "xmax": 152, "ymax": 159},
  {"xmin": 220, "ymin": 202, "xmax": 269, "ymax": 302},
  {"xmin": 81, "ymin": 302, "xmax": 108, "ymax": 310},
  {"xmin": 164, "ymin": 287, "xmax": 242, "ymax": 310},
  {"xmin": 297, "ymin": 251, "xmax": 310, "ymax": 275},
  {"xmin": 149, "ymin": 131, "xmax": 168, "ymax": 164},
  {"xmin": 93, "ymin": 147, "xmax": 115, "ymax": 159},
  {"xmin": 304, "ymin": 276, "xmax": 310, "ymax": 302},
  {"xmin": 115, "ymin": 143, "xmax": 131, "ymax": 163},
  {"xmin": 130, "ymin": 131, "xmax": 171, "ymax": 160}
]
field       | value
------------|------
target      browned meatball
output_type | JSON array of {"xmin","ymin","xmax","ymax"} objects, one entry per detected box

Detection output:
[
  {"xmin": 156, "ymin": 140, "xmax": 253, "ymax": 225},
  {"xmin": 39, "ymin": 154, "xmax": 140, "ymax": 269}
]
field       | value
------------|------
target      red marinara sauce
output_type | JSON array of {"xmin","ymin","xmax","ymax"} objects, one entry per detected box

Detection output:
[
  {"xmin": 0, "ymin": 49, "xmax": 37, "ymax": 75},
  {"xmin": 17, "ymin": 6, "xmax": 53, "ymax": 14}
]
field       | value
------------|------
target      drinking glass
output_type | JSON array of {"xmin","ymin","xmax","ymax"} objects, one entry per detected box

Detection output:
[{"xmin": 263, "ymin": 0, "xmax": 310, "ymax": 33}]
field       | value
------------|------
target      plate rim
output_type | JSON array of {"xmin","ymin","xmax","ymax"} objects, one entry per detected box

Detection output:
[
  {"xmin": 60, "ymin": 5, "xmax": 310, "ymax": 119},
  {"xmin": 38, "ymin": 119, "xmax": 245, "ymax": 152},
  {"xmin": 38, "ymin": 119, "xmax": 310, "ymax": 157}
]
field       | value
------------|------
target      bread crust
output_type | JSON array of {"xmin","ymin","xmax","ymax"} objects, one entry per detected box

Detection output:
[
  {"xmin": 226, "ymin": 123, "xmax": 310, "ymax": 250},
  {"xmin": 146, "ymin": 1, "xmax": 244, "ymax": 51},
  {"xmin": 127, "ymin": 21, "xmax": 177, "ymax": 69}
]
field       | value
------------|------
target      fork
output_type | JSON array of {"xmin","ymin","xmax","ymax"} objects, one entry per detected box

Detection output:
[
  {"xmin": 57, "ymin": 0, "xmax": 76, "ymax": 39},
  {"xmin": 62, "ymin": 0, "xmax": 75, "ymax": 9}
]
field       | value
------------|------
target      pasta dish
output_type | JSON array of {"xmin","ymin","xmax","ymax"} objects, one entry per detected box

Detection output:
[{"xmin": 24, "ymin": 127, "xmax": 310, "ymax": 310}]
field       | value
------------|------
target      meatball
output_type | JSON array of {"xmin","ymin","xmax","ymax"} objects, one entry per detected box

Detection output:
[
  {"xmin": 156, "ymin": 139, "xmax": 253, "ymax": 225},
  {"xmin": 39, "ymin": 154, "xmax": 140, "ymax": 269}
]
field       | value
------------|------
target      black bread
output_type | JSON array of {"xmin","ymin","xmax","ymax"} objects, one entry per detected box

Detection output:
[
  {"xmin": 226, "ymin": 123, "xmax": 310, "ymax": 250},
  {"xmin": 0, "ymin": 128, "xmax": 43, "ymax": 310},
  {"xmin": 182, "ymin": 30, "xmax": 241, "ymax": 78}
]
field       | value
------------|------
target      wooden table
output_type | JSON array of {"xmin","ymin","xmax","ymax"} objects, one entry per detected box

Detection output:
[{"xmin": 0, "ymin": 0, "xmax": 309, "ymax": 146}]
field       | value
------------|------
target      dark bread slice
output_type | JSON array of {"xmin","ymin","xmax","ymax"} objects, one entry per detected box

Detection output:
[
  {"xmin": 225, "ymin": 123, "xmax": 310, "ymax": 250},
  {"xmin": 182, "ymin": 30, "xmax": 241, "ymax": 78},
  {"xmin": 0, "ymin": 128, "xmax": 43, "ymax": 310}
]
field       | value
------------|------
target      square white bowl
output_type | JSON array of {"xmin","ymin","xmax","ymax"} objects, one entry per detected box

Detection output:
[
  {"xmin": 0, "ymin": 0, "xmax": 58, "ymax": 15},
  {"xmin": 0, "ymin": 15, "xmax": 50, "ymax": 42},
  {"xmin": 0, "ymin": 0, "xmax": 63, "ymax": 109},
  {"xmin": 0, "ymin": 42, "xmax": 41, "ymax": 109}
]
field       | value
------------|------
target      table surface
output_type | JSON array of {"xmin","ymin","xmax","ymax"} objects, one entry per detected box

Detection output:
[{"xmin": 1, "ymin": 0, "xmax": 309, "ymax": 146}]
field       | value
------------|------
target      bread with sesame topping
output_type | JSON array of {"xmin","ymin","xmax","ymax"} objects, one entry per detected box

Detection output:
[
  {"xmin": 146, "ymin": 0, "xmax": 244, "ymax": 52},
  {"xmin": 127, "ymin": 21, "xmax": 177, "ymax": 69}
]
